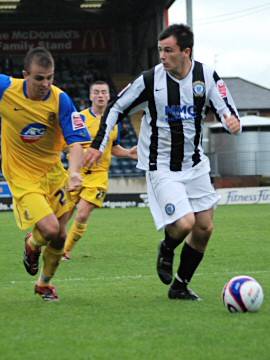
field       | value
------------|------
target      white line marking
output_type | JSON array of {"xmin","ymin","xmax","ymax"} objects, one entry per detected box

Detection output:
[{"xmin": 4, "ymin": 269, "xmax": 270, "ymax": 286}]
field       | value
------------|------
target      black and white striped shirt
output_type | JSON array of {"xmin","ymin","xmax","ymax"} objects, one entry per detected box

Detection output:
[{"xmin": 92, "ymin": 61, "xmax": 240, "ymax": 171}]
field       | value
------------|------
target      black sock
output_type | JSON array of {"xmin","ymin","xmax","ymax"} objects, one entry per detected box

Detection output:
[
  {"xmin": 162, "ymin": 230, "xmax": 181, "ymax": 253},
  {"xmin": 174, "ymin": 242, "xmax": 204, "ymax": 287}
]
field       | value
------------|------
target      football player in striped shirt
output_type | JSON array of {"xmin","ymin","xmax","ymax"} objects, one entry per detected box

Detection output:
[{"xmin": 84, "ymin": 24, "xmax": 241, "ymax": 301}]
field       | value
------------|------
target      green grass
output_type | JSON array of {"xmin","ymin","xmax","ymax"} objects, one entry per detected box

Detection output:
[{"xmin": 0, "ymin": 205, "xmax": 269, "ymax": 360}]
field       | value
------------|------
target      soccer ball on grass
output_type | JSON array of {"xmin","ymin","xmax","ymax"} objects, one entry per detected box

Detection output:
[{"xmin": 222, "ymin": 275, "xmax": 264, "ymax": 313}]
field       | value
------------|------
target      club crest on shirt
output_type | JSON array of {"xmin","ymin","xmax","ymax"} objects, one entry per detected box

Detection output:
[
  {"xmin": 48, "ymin": 112, "xmax": 57, "ymax": 124},
  {"xmin": 71, "ymin": 112, "xmax": 86, "ymax": 131},
  {"xmin": 165, "ymin": 203, "xmax": 175, "ymax": 216},
  {"xmin": 192, "ymin": 81, "xmax": 205, "ymax": 97},
  {"xmin": 20, "ymin": 123, "xmax": 47, "ymax": 143}
]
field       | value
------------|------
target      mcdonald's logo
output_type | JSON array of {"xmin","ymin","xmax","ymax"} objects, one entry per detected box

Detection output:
[{"xmin": 82, "ymin": 29, "xmax": 109, "ymax": 51}]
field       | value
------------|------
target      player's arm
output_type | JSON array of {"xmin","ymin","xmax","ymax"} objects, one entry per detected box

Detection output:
[
  {"xmin": 111, "ymin": 144, "xmax": 138, "ymax": 160},
  {"xmin": 84, "ymin": 75, "xmax": 147, "ymax": 167},
  {"xmin": 208, "ymin": 70, "xmax": 241, "ymax": 135},
  {"xmin": 58, "ymin": 92, "xmax": 91, "ymax": 191},
  {"xmin": 67, "ymin": 143, "xmax": 84, "ymax": 191}
]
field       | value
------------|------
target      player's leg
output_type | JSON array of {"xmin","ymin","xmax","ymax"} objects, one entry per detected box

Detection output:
[
  {"xmin": 168, "ymin": 209, "xmax": 214, "ymax": 300},
  {"xmin": 12, "ymin": 191, "xmax": 56, "ymax": 276},
  {"xmin": 146, "ymin": 171, "xmax": 195, "ymax": 285},
  {"xmin": 168, "ymin": 173, "xmax": 219, "ymax": 300},
  {"xmin": 34, "ymin": 163, "xmax": 74, "ymax": 300},
  {"xmin": 34, "ymin": 210, "xmax": 72, "ymax": 301},
  {"xmin": 23, "ymin": 227, "xmax": 49, "ymax": 276},
  {"xmin": 63, "ymin": 199, "xmax": 95, "ymax": 259},
  {"xmin": 64, "ymin": 174, "xmax": 107, "ymax": 259},
  {"xmin": 157, "ymin": 214, "xmax": 195, "ymax": 285},
  {"xmin": 34, "ymin": 213, "xmax": 60, "ymax": 279}
]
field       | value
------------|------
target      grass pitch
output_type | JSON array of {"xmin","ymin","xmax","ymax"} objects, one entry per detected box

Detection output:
[{"xmin": 0, "ymin": 205, "xmax": 269, "ymax": 360}]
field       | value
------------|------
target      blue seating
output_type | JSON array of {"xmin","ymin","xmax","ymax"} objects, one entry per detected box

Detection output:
[{"xmin": 109, "ymin": 118, "xmax": 144, "ymax": 178}]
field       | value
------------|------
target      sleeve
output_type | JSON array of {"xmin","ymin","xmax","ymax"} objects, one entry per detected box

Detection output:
[
  {"xmin": 0, "ymin": 74, "xmax": 12, "ymax": 101},
  {"xmin": 112, "ymin": 124, "xmax": 120, "ymax": 146},
  {"xmin": 58, "ymin": 92, "xmax": 91, "ymax": 145},
  {"xmin": 207, "ymin": 70, "xmax": 241, "ymax": 133},
  {"xmin": 91, "ymin": 74, "xmax": 147, "ymax": 152}
]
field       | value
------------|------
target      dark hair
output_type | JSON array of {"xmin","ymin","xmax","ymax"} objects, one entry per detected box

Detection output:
[
  {"xmin": 89, "ymin": 80, "xmax": 109, "ymax": 91},
  {"xmin": 158, "ymin": 24, "xmax": 194, "ymax": 52},
  {"xmin": 24, "ymin": 47, "xmax": 54, "ymax": 71}
]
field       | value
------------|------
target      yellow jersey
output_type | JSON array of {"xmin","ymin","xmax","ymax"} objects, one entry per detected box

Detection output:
[
  {"xmin": 81, "ymin": 108, "xmax": 119, "ymax": 173},
  {"xmin": 0, "ymin": 74, "xmax": 90, "ymax": 184}
]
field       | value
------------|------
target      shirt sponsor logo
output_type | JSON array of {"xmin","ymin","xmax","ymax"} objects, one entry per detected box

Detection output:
[
  {"xmin": 20, "ymin": 123, "xmax": 47, "ymax": 143},
  {"xmin": 193, "ymin": 81, "xmax": 205, "ymax": 97},
  {"xmin": 165, "ymin": 105, "xmax": 196, "ymax": 121},
  {"xmin": 217, "ymin": 80, "xmax": 227, "ymax": 98},
  {"xmin": 71, "ymin": 112, "xmax": 86, "ymax": 131}
]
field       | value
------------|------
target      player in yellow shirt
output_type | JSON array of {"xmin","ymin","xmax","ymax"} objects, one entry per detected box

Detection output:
[
  {"xmin": 63, "ymin": 81, "xmax": 137, "ymax": 260},
  {"xmin": 0, "ymin": 47, "xmax": 91, "ymax": 301}
]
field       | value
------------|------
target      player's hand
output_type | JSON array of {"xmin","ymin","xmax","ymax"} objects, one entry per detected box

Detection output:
[
  {"xmin": 68, "ymin": 172, "xmax": 82, "ymax": 192},
  {"xmin": 83, "ymin": 148, "xmax": 102, "ymax": 167},
  {"xmin": 224, "ymin": 114, "xmax": 241, "ymax": 134},
  {"xmin": 128, "ymin": 145, "xmax": 138, "ymax": 160}
]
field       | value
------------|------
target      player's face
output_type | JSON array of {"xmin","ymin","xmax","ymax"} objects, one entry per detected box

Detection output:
[
  {"xmin": 90, "ymin": 84, "xmax": 110, "ymax": 109},
  {"xmin": 158, "ymin": 35, "xmax": 191, "ymax": 77},
  {"xmin": 23, "ymin": 62, "xmax": 54, "ymax": 100}
]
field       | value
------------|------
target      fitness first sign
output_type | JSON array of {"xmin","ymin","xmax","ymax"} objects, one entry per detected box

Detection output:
[
  {"xmin": 0, "ymin": 28, "xmax": 111, "ymax": 53},
  {"xmin": 217, "ymin": 187, "xmax": 270, "ymax": 205}
]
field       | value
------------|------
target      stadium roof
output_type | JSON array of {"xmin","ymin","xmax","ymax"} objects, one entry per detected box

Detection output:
[
  {"xmin": 0, "ymin": 0, "xmax": 174, "ymax": 18},
  {"xmin": 224, "ymin": 77, "xmax": 270, "ymax": 110}
]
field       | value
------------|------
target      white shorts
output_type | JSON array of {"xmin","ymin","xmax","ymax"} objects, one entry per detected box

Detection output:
[{"xmin": 146, "ymin": 166, "xmax": 220, "ymax": 231}]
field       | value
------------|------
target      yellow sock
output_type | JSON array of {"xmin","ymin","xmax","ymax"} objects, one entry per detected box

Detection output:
[
  {"xmin": 64, "ymin": 221, "xmax": 88, "ymax": 253},
  {"xmin": 38, "ymin": 245, "xmax": 64, "ymax": 285},
  {"xmin": 27, "ymin": 227, "xmax": 47, "ymax": 251},
  {"xmin": 32, "ymin": 227, "xmax": 48, "ymax": 247}
]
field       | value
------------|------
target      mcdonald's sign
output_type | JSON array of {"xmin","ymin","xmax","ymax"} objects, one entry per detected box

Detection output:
[{"xmin": 0, "ymin": 28, "xmax": 112, "ymax": 53}]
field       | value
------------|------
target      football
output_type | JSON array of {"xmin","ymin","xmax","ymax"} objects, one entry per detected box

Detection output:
[{"xmin": 222, "ymin": 275, "xmax": 264, "ymax": 313}]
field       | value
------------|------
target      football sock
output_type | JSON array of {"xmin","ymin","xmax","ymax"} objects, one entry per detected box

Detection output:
[
  {"xmin": 163, "ymin": 230, "xmax": 182, "ymax": 253},
  {"xmin": 39, "ymin": 245, "xmax": 63, "ymax": 285},
  {"xmin": 28, "ymin": 227, "xmax": 47, "ymax": 249},
  {"xmin": 64, "ymin": 221, "xmax": 88, "ymax": 253},
  {"xmin": 173, "ymin": 242, "xmax": 204, "ymax": 288},
  {"xmin": 171, "ymin": 273, "xmax": 187, "ymax": 290}
]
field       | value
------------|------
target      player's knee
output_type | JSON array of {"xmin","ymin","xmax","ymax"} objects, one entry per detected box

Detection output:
[
  {"xmin": 76, "ymin": 206, "xmax": 92, "ymax": 223},
  {"xmin": 199, "ymin": 221, "xmax": 214, "ymax": 237},
  {"xmin": 41, "ymin": 223, "xmax": 60, "ymax": 242},
  {"xmin": 179, "ymin": 213, "xmax": 195, "ymax": 233},
  {"xmin": 76, "ymin": 213, "xmax": 89, "ymax": 223},
  {"xmin": 48, "ymin": 230, "xmax": 66, "ymax": 250},
  {"xmin": 169, "ymin": 213, "xmax": 195, "ymax": 239}
]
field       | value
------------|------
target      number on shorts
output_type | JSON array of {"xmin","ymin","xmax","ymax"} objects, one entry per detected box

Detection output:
[{"xmin": 54, "ymin": 188, "xmax": 66, "ymax": 205}]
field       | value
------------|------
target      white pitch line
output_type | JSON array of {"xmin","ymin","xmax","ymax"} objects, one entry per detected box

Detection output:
[{"xmin": 3, "ymin": 269, "xmax": 270, "ymax": 286}]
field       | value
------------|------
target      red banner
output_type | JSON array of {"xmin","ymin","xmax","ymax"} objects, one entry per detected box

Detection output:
[{"xmin": 0, "ymin": 28, "xmax": 112, "ymax": 53}]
